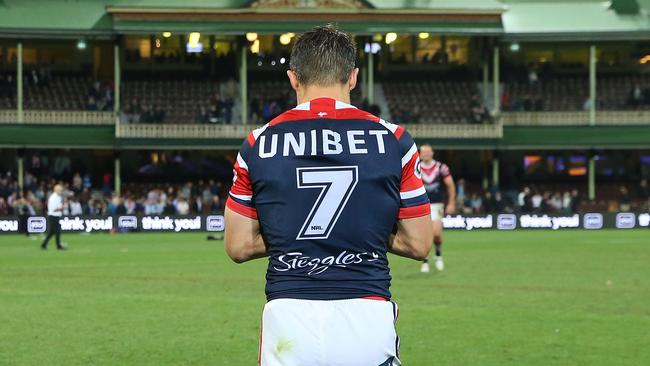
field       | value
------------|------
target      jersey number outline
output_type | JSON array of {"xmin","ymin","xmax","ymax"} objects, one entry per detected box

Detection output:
[{"xmin": 296, "ymin": 166, "xmax": 358, "ymax": 240}]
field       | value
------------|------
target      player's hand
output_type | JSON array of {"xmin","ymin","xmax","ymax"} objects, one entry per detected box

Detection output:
[{"xmin": 445, "ymin": 203, "xmax": 456, "ymax": 215}]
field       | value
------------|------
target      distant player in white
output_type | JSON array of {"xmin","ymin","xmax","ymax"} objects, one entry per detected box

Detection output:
[{"xmin": 418, "ymin": 145, "xmax": 455, "ymax": 272}]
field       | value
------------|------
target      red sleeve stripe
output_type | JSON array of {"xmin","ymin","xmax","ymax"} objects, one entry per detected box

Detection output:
[
  {"xmin": 394, "ymin": 126, "xmax": 405, "ymax": 140},
  {"xmin": 246, "ymin": 133, "xmax": 256, "ymax": 147},
  {"xmin": 226, "ymin": 197, "xmax": 258, "ymax": 219},
  {"xmin": 401, "ymin": 174, "xmax": 424, "ymax": 191},
  {"xmin": 398, "ymin": 203, "xmax": 431, "ymax": 219},
  {"xmin": 247, "ymin": 123, "xmax": 270, "ymax": 146}
]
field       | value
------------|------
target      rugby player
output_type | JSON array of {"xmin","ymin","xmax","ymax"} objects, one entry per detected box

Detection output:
[
  {"xmin": 224, "ymin": 25, "xmax": 433, "ymax": 366},
  {"xmin": 418, "ymin": 144, "xmax": 455, "ymax": 272}
]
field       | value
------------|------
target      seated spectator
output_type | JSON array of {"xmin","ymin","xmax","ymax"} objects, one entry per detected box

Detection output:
[
  {"xmin": 140, "ymin": 105, "xmax": 154, "ymax": 123},
  {"xmin": 618, "ymin": 186, "xmax": 631, "ymax": 211},
  {"xmin": 195, "ymin": 105, "xmax": 209, "ymax": 124},
  {"xmin": 470, "ymin": 193, "xmax": 483, "ymax": 213},
  {"xmin": 153, "ymin": 105, "xmax": 166, "ymax": 123},
  {"xmin": 208, "ymin": 104, "xmax": 221, "ymax": 123},
  {"xmin": 469, "ymin": 95, "xmax": 490, "ymax": 124},
  {"xmin": 638, "ymin": 179, "xmax": 649, "ymax": 201},
  {"xmin": 531, "ymin": 191, "xmax": 543, "ymax": 212},
  {"xmin": 562, "ymin": 191, "xmax": 572, "ymax": 214},
  {"xmin": 549, "ymin": 192, "xmax": 563, "ymax": 212},
  {"xmin": 0, "ymin": 197, "xmax": 8, "ymax": 215},
  {"xmin": 483, "ymin": 191, "xmax": 496, "ymax": 213},
  {"xmin": 493, "ymin": 191, "xmax": 508, "ymax": 212},
  {"xmin": 210, "ymin": 195, "xmax": 223, "ymax": 213},
  {"xmin": 175, "ymin": 196, "xmax": 190, "ymax": 215},
  {"xmin": 86, "ymin": 96, "xmax": 98, "ymax": 111},
  {"xmin": 123, "ymin": 196, "xmax": 137, "ymax": 214},
  {"xmin": 69, "ymin": 198, "xmax": 83, "ymax": 216},
  {"xmin": 626, "ymin": 85, "xmax": 643, "ymax": 108},
  {"xmin": 570, "ymin": 189, "xmax": 581, "ymax": 213}
]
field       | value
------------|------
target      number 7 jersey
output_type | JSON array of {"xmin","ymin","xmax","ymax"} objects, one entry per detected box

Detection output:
[{"xmin": 227, "ymin": 98, "xmax": 430, "ymax": 301}]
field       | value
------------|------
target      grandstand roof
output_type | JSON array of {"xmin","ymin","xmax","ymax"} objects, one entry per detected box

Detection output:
[
  {"xmin": 501, "ymin": 0, "xmax": 650, "ymax": 40},
  {"xmin": 0, "ymin": 0, "xmax": 648, "ymax": 40}
]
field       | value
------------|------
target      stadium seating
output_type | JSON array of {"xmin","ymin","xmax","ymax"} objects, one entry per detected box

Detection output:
[
  {"xmin": 382, "ymin": 80, "xmax": 480, "ymax": 124},
  {"xmin": 23, "ymin": 75, "xmax": 95, "ymax": 110},
  {"xmin": 504, "ymin": 74, "xmax": 650, "ymax": 111},
  {"xmin": 4, "ymin": 73, "xmax": 650, "ymax": 123}
]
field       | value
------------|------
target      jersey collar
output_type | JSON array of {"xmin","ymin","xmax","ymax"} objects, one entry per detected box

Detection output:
[{"xmin": 293, "ymin": 97, "xmax": 357, "ymax": 112}]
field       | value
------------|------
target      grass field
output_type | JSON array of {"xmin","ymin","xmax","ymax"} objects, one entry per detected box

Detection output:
[{"xmin": 1, "ymin": 230, "xmax": 649, "ymax": 365}]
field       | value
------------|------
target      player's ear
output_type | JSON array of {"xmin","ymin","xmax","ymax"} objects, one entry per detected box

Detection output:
[
  {"xmin": 287, "ymin": 70, "xmax": 300, "ymax": 92},
  {"xmin": 348, "ymin": 68, "xmax": 359, "ymax": 91}
]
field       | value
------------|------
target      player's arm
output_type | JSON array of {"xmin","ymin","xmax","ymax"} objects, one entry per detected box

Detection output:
[
  {"xmin": 224, "ymin": 208, "xmax": 267, "ymax": 263},
  {"xmin": 389, "ymin": 216, "xmax": 433, "ymax": 260},
  {"xmin": 444, "ymin": 174, "xmax": 456, "ymax": 214},
  {"xmin": 392, "ymin": 131, "xmax": 433, "ymax": 260},
  {"xmin": 224, "ymin": 141, "xmax": 266, "ymax": 264}
]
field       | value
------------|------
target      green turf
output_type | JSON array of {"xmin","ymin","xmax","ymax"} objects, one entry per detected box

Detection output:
[{"xmin": 1, "ymin": 230, "xmax": 649, "ymax": 365}]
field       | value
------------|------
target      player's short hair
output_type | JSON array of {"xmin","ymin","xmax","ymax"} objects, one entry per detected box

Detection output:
[
  {"xmin": 290, "ymin": 24, "xmax": 357, "ymax": 86},
  {"xmin": 420, "ymin": 144, "xmax": 434, "ymax": 153}
]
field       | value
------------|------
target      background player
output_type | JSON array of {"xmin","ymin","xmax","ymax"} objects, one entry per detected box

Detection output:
[
  {"xmin": 419, "ymin": 144, "xmax": 455, "ymax": 273},
  {"xmin": 224, "ymin": 25, "xmax": 433, "ymax": 365}
]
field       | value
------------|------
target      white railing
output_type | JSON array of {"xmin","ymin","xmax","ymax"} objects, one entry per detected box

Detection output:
[
  {"xmin": 115, "ymin": 123, "xmax": 261, "ymax": 139},
  {"xmin": 116, "ymin": 121, "xmax": 503, "ymax": 139},
  {"xmin": 0, "ymin": 110, "xmax": 115, "ymax": 125},
  {"xmin": 406, "ymin": 123, "xmax": 503, "ymax": 139},
  {"xmin": 501, "ymin": 111, "xmax": 650, "ymax": 126}
]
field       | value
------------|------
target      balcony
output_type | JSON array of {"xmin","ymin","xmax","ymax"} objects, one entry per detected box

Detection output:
[
  {"xmin": 115, "ymin": 121, "xmax": 504, "ymax": 139},
  {"xmin": 501, "ymin": 111, "xmax": 650, "ymax": 126},
  {"xmin": 0, "ymin": 110, "xmax": 115, "ymax": 125}
]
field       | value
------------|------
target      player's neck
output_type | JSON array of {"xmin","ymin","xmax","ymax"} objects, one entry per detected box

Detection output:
[
  {"xmin": 297, "ymin": 85, "xmax": 351, "ymax": 105},
  {"xmin": 421, "ymin": 159, "xmax": 435, "ymax": 167}
]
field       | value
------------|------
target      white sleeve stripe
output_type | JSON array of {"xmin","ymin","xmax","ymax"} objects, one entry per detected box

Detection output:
[
  {"xmin": 401, "ymin": 143, "xmax": 417, "ymax": 167},
  {"xmin": 229, "ymin": 192, "xmax": 252, "ymax": 201},
  {"xmin": 400, "ymin": 186, "xmax": 426, "ymax": 200},
  {"xmin": 251, "ymin": 123, "xmax": 270, "ymax": 140},
  {"xmin": 379, "ymin": 119, "xmax": 398, "ymax": 133},
  {"xmin": 236, "ymin": 153, "xmax": 248, "ymax": 171}
]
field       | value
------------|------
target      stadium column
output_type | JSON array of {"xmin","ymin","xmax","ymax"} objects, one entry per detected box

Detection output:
[
  {"xmin": 493, "ymin": 46, "xmax": 500, "ymax": 114},
  {"xmin": 588, "ymin": 155, "xmax": 596, "ymax": 200},
  {"xmin": 114, "ymin": 43, "xmax": 121, "ymax": 115},
  {"xmin": 114, "ymin": 156, "xmax": 121, "ymax": 196},
  {"xmin": 17, "ymin": 153, "xmax": 24, "ymax": 192},
  {"xmin": 482, "ymin": 60, "xmax": 489, "ymax": 104},
  {"xmin": 17, "ymin": 42, "xmax": 23, "ymax": 123},
  {"xmin": 367, "ymin": 48, "xmax": 374, "ymax": 104},
  {"xmin": 240, "ymin": 44, "xmax": 248, "ymax": 124},
  {"xmin": 589, "ymin": 45, "xmax": 597, "ymax": 126},
  {"xmin": 492, "ymin": 154, "xmax": 500, "ymax": 188}
]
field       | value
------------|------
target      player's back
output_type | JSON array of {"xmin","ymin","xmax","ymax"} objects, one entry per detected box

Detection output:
[{"xmin": 227, "ymin": 97, "xmax": 429, "ymax": 301}]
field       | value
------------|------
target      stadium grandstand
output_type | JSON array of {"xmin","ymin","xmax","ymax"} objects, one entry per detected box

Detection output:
[
  {"xmin": 1, "ymin": 1, "xmax": 650, "ymax": 364},
  {"xmin": 1, "ymin": 0, "xmax": 649, "ymax": 218}
]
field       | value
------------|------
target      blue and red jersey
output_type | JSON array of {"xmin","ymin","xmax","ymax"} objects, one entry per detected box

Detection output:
[
  {"xmin": 227, "ymin": 97, "xmax": 430, "ymax": 301},
  {"xmin": 420, "ymin": 160, "xmax": 452, "ymax": 204}
]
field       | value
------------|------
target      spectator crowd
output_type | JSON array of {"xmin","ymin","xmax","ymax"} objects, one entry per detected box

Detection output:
[
  {"xmin": 451, "ymin": 179, "xmax": 650, "ymax": 215},
  {"xmin": 0, "ymin": 170, "xmax": 227, "ymax": 218}
]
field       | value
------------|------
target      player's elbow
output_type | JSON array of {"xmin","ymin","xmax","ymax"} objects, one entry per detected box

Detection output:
[
  {"xmin": 224, "ymin": 237, "xmax": 253, "ymax": 264},
  {"xmin": 225, "ymin": 245, "xmax": 252, "ymax": 264},
  {"xmin": 411, "ymin": 241, "xmax": 432, "ymax": 261}
]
